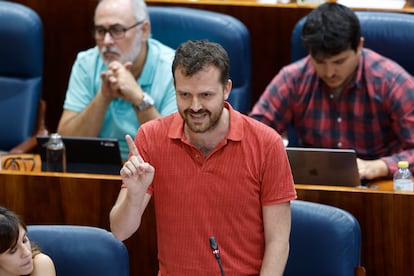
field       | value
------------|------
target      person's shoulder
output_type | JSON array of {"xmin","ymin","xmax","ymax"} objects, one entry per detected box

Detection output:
[
  {"xmin": 240, "ymin": 112, "xmax": 280, "ymax": 139},
  {"xmin": 243, "ymin": 114, "xmax": 276, "ymax": 131},
  {"xmin": 148, "ymin": 38, "xmax": 175, "ymax": 58},
  {"xmin": 288, "ymin": 55, "xmax": 312, "ymax": 69},
  {"xmin": 141, "ymin": 112, "xmax": 177, "ymax": 130},
  {"xmin": 238, "ymin": 114, "xmax": 284, "ymax": 152},
  {"xmin": 279, "ymin": 56, "xmax": 314, "ymax": 78},
  {"xmin": 73, "ymin": 46, "xmax": 106, "ymax": 76},
  {"xmin": 146, "ymin": 39, "xmax": 175, "ymax": 75},
  {"xmin": 363, "ymin": 48, "xmax": 390, "ymax": 64},
  {"xmin": 362, "ymin": 48, "xmax": 408, "ymax": 74},
  {"xmin": 32, "ymin": 253, "xmax": 56, "ymax": 276},
  {"xmin": 75, "ymin": 46, "xmax": 100, "ymax": 61}
]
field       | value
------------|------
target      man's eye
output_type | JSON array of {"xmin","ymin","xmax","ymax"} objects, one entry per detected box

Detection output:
[
  {"xmin": 110, "ymin": 27, "xmax": 124, "ymax": 35},
  {"xmin": 96, "ymin": 28, "xmax": 106, "ymax": 34}
]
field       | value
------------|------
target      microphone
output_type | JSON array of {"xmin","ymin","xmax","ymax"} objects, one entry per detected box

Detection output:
[{"xmin": 209, "ymin": 236, "xmax": 225, "ymax": 276}]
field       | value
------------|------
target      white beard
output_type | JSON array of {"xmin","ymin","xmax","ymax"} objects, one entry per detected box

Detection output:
[{"xmin": 100, "ymin": 31, "xmax": 143, "ymax": 66}]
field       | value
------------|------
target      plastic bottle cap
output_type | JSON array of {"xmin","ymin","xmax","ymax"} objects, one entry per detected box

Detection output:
[{"xmin": 398, "ymin": 161, "xmax": 409, "ymax": 168}]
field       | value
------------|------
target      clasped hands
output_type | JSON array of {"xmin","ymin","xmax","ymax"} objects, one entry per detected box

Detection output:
[
  {"xmin": 120, "ymin": 135, "xmax": 155, "ymax": 194},
  {"xmin": 100, "ymin": 61, "xmax": 144, "ymax": 105}
]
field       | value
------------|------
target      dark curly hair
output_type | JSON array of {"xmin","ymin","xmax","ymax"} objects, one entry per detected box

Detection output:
[
  {"xmin": 172, "ymin": 40, "xmax": 230, "ymax": 86},
  {"xmin": 302, "ymin": 2, "xmax": 361, "ymax": 59}
]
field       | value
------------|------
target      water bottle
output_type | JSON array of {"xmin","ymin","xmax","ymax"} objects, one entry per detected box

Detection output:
[
  {"xmin": 46, "ymin": 133, "xmax": 67, "ymax": 172},
  {"xmin": 393, "ymin": 161, "xmax": 414, "ymax": 191}
]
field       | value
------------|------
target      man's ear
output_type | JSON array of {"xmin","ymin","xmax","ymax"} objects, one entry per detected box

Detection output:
[
  {"xmin": 224, "ymin": 79, "xmax": 232, "ymax": 101},
  {"xmin": 141, "ymin": 20, "xmax": 150, "ymax": 41},
  {"xmin": 357, "ymin": 37, "xmax": 364, "ymax": 54}
]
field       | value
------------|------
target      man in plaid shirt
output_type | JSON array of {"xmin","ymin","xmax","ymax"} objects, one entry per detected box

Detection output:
[{"xmin": 250, "ymin": 2, "xmax": 414, "ymax": 180}]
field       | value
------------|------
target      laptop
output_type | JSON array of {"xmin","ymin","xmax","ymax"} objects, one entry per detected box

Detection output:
[
  {"xmin": 36, "ymin": 136, "xmax": 122, "ymax": 175},
  {"xmin": 286, "ymin": 147, "xmax": 361, "ymax": 187}
]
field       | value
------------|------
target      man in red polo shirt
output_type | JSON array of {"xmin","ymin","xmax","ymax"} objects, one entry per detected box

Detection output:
[{"xmin": 110, "ymin": 40, "xmax": 297, "ymax": 275}]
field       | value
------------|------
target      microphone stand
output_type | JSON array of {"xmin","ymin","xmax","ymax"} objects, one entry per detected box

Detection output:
[{"xmin": 209, "ymin": 236, "xmax": 225, "ymax": 276}]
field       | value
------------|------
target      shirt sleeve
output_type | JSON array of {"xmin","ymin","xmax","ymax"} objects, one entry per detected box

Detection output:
[
  {"xmin": 380, "ymin": 72, "xmax": 414, "ymax": 175},
  {"xmin": 260, "ymin": 129, "xmax": 297, "ymax": 205},
  {"xmin": 249, "ymin": 66, "xmax": 298, "ymax": 134},
  {"xmin": 63, "ymin": 49, "xmax": 100, "ymax": 112}
]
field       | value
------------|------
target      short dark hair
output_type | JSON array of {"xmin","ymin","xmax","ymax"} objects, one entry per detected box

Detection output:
[
  {"xmin": 172, "ymin": 40, "xmax": 230, "ymax": 86},
  {"xmin": 301, "ymin": 2, "xmax": 361, "ymax": 58}
]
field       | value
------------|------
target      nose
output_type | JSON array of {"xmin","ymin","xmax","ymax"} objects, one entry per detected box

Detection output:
[
  {"xmin": 190, "ymin": 97, "xmax": 202, "ymax": 112},
  {"xmin": 20, "ymin": 244, "xmax": 32, "ymax": 258},
  {"xmin": 103, "ymin": 31, "xmax": 114, "ymax": 45},
  {"xmin": 324, "ymin": 63, "xmax": 336, "ymax": 78}
]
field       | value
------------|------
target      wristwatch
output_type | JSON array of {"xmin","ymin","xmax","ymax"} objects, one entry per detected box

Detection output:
[{"xmin": 134, "ymin": 92, "xmax": 154, "ymax": 112}]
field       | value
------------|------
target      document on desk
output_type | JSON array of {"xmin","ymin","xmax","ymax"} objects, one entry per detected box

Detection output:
[{"xmin": 338, "ymin": 0, "xmax": 406, "ymax": 9}]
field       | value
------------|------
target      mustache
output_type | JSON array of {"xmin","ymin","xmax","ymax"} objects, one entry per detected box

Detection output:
[
  {"xmin": 101, "ymin": 46, "xmax": 121, "ymax": 56},
  {"xmin": 184, "ymin": 109, "xmax": 210, "ymax": 115}
]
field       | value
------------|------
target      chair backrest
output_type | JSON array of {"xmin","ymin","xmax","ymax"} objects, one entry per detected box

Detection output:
[
  {"xmin": 291, "ymin": 11, "xmax": 414, "ymax": 75},
  {"xmin": 284, "ymin": 200, "xmax": 364, "ymax": 276},
  {"xmin": 27, "ymin": 225, "xmax": 129, "ymax": 276},
  {"xmin": 148, "ymin": 6, "xmax": 252, "ymax": 113},
  {"xmin": 0, "ymin": 1, "xmax": 43, "ymax": 151}
]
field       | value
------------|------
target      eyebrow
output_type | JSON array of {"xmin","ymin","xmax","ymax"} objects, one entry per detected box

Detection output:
[{"xmin": 314, "ymin": 55, "xmax": 348, "ymax": 64}]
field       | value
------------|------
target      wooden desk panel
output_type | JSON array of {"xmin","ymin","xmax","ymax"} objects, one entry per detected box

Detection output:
[
  {"xmin": 0, "ymin": 171, "xmax": 158, "ymax": 276},
  {"xmin": 393, "ymin": 192, "xmax": 414, "ymax": 272},
  {"xmin": 1, "ymin": 170, "xmax": 413, "ymax": 275}
]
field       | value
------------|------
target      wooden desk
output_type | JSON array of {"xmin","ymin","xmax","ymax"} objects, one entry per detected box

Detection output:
[
  {"xmin": 0, "ymin": 170, "xmax": 158, "ymax": 276},
  {"xmin": 1, "ymin": 170, "xmax": 413, "ymax": 275}
]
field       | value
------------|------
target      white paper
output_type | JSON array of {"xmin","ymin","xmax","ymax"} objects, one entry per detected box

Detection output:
[{"xmin": 338, "ymin": 0, "xmax": 406, "ymax": 9}]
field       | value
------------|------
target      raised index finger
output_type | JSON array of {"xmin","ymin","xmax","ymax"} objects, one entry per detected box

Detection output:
[{"xmin": 125, "ymin": 134, "xmax": 140, "ymax": 158}]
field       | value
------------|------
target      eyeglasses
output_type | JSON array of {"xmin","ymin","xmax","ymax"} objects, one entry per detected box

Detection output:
[{"xmin": 93, "ymin": 20, "xmax": 144, "ymax": 41}]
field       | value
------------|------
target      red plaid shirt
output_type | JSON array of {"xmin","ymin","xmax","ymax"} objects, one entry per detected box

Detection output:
[{"xmin": 250, "ymin": 49, "xmax": 414, "ymax": 175}]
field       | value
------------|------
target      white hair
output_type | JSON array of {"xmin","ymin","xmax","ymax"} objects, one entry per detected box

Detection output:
[{"xmin": 96, "ymin": 0, "xmax": 149, "ymax": 22}]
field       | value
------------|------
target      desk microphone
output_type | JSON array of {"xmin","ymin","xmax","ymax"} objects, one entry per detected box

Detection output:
[{"xmin": 209, "ymin": 236, "xmax": 225, "ymax": 276}]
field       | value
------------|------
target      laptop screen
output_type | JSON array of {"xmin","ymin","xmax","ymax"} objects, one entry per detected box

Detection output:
[
  {"xmin": 286, "ymin": 147, "xmax": 361, "ymax": 187},
  {"xmin": 36, "ymin": 135, "xmax": 122, "ymax": 175}
]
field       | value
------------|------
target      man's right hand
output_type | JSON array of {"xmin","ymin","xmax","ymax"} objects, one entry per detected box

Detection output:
[{"xmin": 120, "ymin": 135, "xmax": 155, "ymax": 194}]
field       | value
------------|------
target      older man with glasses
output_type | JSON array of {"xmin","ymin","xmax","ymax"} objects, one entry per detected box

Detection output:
[{"xmin": 57, "ymin": 0, "xmax": 177, "ymax": 160}]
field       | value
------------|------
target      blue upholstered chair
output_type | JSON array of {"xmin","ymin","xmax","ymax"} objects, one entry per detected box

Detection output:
[
  {"xmin": 285, "ymin": 200, "xmax": 365, "ymax": 276},
  {"xmin": 0, "ymin": 1, "xmax": 46, "ymax": 153},
  {"xmin": 148, "ymin": 6, "xmax": 252, "ymax": 113},
  {"xmin": 288, "ymin": 11, "xmax": 414, "ymax": 146},
  {"xmin": 27, "ymin": 225, "xmax": 129, "ymax": 276}
]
